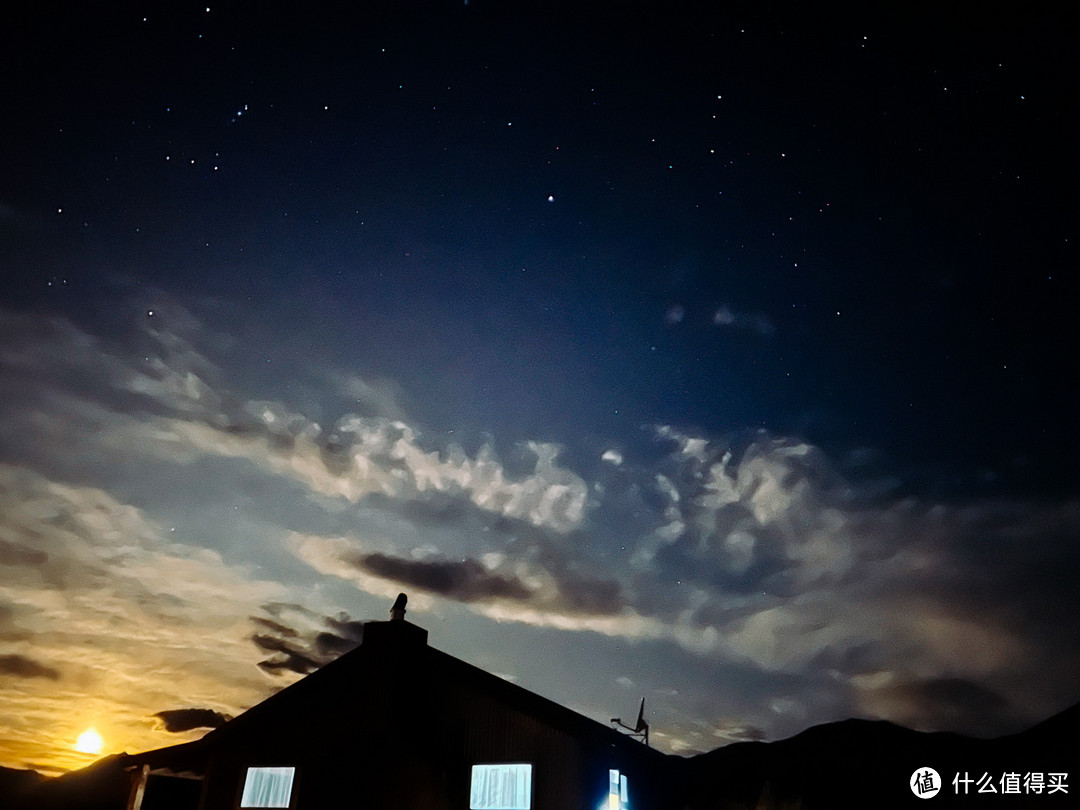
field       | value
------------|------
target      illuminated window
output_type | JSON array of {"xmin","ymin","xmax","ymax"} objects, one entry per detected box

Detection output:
[
  {"xmin": 470, "ymin": 763, "xmax": 532, "ymax": 809},
  {"xmin": 608, "ymin": 769, "xmax": 628, "ymax": 810},
  {"xmin": 240, "ymin": 766, "xmax": 295, "ymax": 808}
]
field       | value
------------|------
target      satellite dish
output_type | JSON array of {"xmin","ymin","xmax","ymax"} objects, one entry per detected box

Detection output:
[{"xmin": 610, "ymin": 697, "xmax": 649, "ymax": 746}]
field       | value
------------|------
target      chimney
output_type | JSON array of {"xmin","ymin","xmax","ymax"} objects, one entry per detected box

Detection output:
[
  {"xmin": 390, "ymin": 592, "xmax": 407, "ymax": 621},
  {"xmin": 360, "ymin": 593, "xmax": 428, "ymax": 648}
]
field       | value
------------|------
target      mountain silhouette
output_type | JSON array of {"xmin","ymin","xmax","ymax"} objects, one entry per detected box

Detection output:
[
  {"xmin": 3, "ymin": 703, "xmax": 1076, "ymax": 810},
  {"xmin": 679, "ymin": 703, "xmax": 1078, "ymax": 809}
]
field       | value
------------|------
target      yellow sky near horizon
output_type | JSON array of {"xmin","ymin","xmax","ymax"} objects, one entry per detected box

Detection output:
[{"xmin": 0, "ymin": 464, "xmax": 296, "ymax": 775}]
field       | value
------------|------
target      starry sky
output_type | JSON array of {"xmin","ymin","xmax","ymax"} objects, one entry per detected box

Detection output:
[{"xmin": 2, "ymin": 0, "xmax": 1078, "ymax": 774}]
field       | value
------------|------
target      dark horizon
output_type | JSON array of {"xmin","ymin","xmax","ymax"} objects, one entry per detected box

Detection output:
[{"xmin": 2, "ymin": 634, "xmax": 1075, "ymax": 810}]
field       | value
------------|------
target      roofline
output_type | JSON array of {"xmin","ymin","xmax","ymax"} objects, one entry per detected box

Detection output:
[{"xmin": 128, "ymin": 618, "xmax": 668, "ymax": 765}]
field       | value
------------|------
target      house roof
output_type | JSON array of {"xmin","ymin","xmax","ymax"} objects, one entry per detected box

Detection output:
[{"xmin": 132, "ymin": 617, "xmax": 665, "ymax": 770}]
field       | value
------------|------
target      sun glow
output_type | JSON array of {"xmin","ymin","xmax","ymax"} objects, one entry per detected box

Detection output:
[{"xmin": 75, "ymin": 728, "xmax": 104, "ymax": 754}]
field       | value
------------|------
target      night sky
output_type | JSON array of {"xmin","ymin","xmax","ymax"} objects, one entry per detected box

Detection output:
[{"xmin": 2, "ymin": 1, "xmax": 1078, "ymax": 774}]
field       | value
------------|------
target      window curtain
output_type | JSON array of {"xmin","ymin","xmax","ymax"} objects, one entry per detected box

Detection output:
[
  {"xmin": 240, "ymin": 766, "xmax": 296, "ymax": 808},
  {"xmin": 470, "ymin": 763, "xmax": 531, "ymax": 809}
]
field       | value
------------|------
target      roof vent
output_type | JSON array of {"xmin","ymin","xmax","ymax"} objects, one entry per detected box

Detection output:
[{"xmin": 390, "ymin": 592, "xmax": 407, "ymax": 621}]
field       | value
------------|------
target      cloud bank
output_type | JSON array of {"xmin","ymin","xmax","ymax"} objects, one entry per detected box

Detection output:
[{"xmin": 1, "ymin": 297, "xmax": 1077, "ymax": 766}]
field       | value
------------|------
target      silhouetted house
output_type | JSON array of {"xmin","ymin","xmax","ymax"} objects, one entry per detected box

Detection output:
[
  {"xmin": 32, "ymin": 609, "xmax": 1077, "ymax": 810},
  {"xmin": 120, "ymin": 614, "xmax": 674, "ymax": 810}
]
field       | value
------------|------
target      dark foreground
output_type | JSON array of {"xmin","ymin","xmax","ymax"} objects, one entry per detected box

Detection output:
[{"xmin": 3, "ymin": 702, "xmax": 1076, "ymax": 810}]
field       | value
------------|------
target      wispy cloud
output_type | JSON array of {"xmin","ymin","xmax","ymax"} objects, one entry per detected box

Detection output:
[
  {"xmin": 621, "ymin": 429, "xmax": 1080, "ymax": 735},
  {"xmin": 0, "ymin": 654, "xmax": 60, "ymax": 680},
  {"xmin": 148, "ymin": 417, "xmax": 590, "ymax": 533},
  {"xmin": 0, "ymin": 464, "xmax": 286, "ymax": 773},
  {"xmin": 329, "ymin": 371, "xmax": 410, "ymax": 420},
  {"xmin": 1, "ymin": 301, "xmax": 590, "ymax": 538},
  {"xmin": 712, "ymin": 304, "xmax": 774, "ymax": 335},
  {"xmin": 1, "ymin": 297, "xmax": 1077, "ymax": 765}
]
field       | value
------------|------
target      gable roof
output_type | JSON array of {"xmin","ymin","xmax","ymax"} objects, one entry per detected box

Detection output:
[{"xmin": 164, "ymin": 618, "xmax": 664, "ymax": 767}]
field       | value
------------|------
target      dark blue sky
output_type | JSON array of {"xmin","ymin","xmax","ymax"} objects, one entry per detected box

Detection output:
[
  {"xmin": 1, "ymin": 0, "xmax": 1078, "ymax": 771},
  {"xmin": 7, "ymin": 2, "xmax": 1076, "ymax": 493}
]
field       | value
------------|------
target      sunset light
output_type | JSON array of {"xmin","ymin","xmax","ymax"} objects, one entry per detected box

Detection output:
[{"xmin": 75, "ymin": 728, "xmax": 104, "ymax": 755}]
